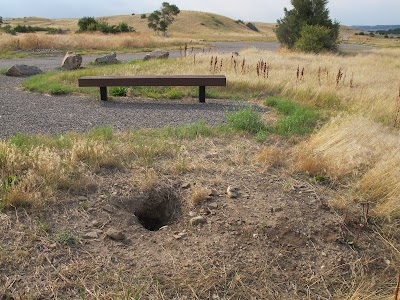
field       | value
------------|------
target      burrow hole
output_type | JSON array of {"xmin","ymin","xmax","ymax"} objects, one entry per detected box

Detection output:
[{"xmin": 132, "ymin": 187, "xmax": 182, "ymax": 231}]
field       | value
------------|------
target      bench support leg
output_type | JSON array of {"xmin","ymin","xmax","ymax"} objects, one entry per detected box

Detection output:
[
  {"xmin": 199, "ymin": 86, "xmax": 206, "ymax": 103},
  {"xmin": 100, "ymin": 87, "xmax": 108, "ymax": 101}
]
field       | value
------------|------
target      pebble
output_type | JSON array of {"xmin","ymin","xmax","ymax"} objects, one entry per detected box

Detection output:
[
  {"xmin": 173, "ymin": 231, "xmax": 187, "ymax": 240},
  {"xmin": 226, "ymin": 186, "xmax": 239, "ymax": 198},
  {"xmin": 208, "ymin": 202, "xmax": 218, "ymax": 209},
  {"xmin": 83, "ymin": 231, "xmax": 99, "ymax": 239},
  {"xmin": 189, "ymin": 216, "xmax": 207, "ymax": 226},
  {"xmin": 106, "ymin": 228, "xmax": 126, "ymax": 241},
  {"xmin": 181, "ymin": 182, "xmax": 191, "ymax": 189},
  {"xmin": 78, "ymin": 196, "xmax": 88, "ymax": 201}
]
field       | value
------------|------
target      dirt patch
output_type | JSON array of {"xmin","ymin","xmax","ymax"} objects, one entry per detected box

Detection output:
[{"xmin": 0, "ymin": 136, "xmax": 396, "ymax": 299}]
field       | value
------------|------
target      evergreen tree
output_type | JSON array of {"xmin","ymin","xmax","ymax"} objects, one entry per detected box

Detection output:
[
  {"xmin": 148, "ymin": 2, "xmax": 180, "ymax": 36},
  {"xmin": 275, "ymin": 0, "xmax": 339, "ymax": 52}
]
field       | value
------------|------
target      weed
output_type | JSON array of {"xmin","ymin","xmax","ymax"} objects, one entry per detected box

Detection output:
[
  {"xmin": 56, "ymin": 228, "xmax": 79, "ymax": 245},
  {"xmin": 110, "ymin": 86, "xmax": 128, "ymax": 97}
]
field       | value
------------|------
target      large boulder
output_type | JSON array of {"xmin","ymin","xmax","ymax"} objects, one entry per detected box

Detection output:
[
  {"xmin": 61, "ymin": 52, "xmax": 82, "ymax": 70},
  {"xmin": 143, "ymin": 50, "xmax": 169, "ymax": 61},
  {"xmin": 6, "ymin": 65, "xmax": 42, "ymax": 77},
  {"xmin": 94, "ymin": 52, "xmax": 119, "ymax": 64}
]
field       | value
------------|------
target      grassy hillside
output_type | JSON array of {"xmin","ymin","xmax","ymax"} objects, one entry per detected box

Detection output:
[{"xmin": 3, "ymin": 11, "xmax": 274, "ymax": 41}]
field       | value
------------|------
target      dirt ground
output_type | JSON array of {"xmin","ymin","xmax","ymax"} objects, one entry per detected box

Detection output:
[{"xmin": 0, "ymin": 135, "xmax": 396, "ymax": 299}]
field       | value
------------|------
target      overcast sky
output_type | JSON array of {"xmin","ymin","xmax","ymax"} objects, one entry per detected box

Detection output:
[{"xmin": 1, "ymin": 0, "xmax": 399, "ymax": 26}]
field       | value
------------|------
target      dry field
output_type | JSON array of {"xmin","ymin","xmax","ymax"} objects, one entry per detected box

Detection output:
[{"xmin": 1, "ymin": 16, "xmax": 400, "ymax": 299}]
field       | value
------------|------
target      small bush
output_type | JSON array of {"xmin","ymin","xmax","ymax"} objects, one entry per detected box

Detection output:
[
  {"xmin": 246, "ymin": 22, "xmax": 259, "ymax": 32},
  {"xmin": 141, "ymin": 14, "xmax": 147, "ymax": 19},
  {"xmin": 226, "ymin": 107, "xmax": 267, "ymax": 135},
  {"xmin": 56, "ymin": 228, "xmax": 79, "ymax": 245}
]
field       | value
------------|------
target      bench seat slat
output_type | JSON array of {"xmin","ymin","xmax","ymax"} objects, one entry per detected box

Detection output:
[{"xmin": 78, "ymin": 75, "xmax": 226, "ymax": 87}]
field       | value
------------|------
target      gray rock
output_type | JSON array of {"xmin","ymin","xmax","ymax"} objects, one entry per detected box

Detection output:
[
  {"xmin": 189, "ymin": 216, "xmax": 207, "ymax": 226},
  {"xmin": 106, "ymin": 228, "xmax": 126, "ymax": 241},
  {"xmin": 226, "ymin": 186, "xmax": 239, "ymax": 198},
  {"xmin": 61, "ymin": 52, "xmax": 82, "ymax": 70},
  {"xmin": 144, "ymin": 50, "xmax": 169, "ymax": 61},
  {"xmin": 6, "ymin": 65, "xmax": 42, "ymax": 77},
  {"xmin": 94, "ymin": 52, "xmax": 119, "ymax": 64}
]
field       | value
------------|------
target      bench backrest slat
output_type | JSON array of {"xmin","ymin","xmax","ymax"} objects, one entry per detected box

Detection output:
[{"xmin": 79, "ymin": 75, "xmax": 226, "ymax": 87}]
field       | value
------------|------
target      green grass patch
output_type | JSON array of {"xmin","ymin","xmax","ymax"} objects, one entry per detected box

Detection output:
[
  {"xmin": 265, "ymin": 96, "xmax": 321, "ymax": 136},
  {"xmin": 226, "ymin": 107, "xmax": 268, "ymax": 139}
]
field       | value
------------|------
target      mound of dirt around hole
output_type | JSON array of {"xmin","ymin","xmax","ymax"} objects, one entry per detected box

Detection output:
[{"xmin": 123, "ymin": 186, "xmax": 182, "ymax": 231}]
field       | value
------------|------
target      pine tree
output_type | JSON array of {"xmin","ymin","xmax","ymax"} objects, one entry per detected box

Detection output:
[{"xmin": 275, "ymin": 0, "xmax": 339, "ymax": 52}]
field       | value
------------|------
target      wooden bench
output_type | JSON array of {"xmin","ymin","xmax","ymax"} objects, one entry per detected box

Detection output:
[{"xmin": 78, "ymin": 75, "xmax": 227, "ymax": 102}]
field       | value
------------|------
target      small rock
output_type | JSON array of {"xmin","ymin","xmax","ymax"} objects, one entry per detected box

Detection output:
[
  {"xmin": 6, "ymin": 64, "xmax": 42, "ymax": 77},
  {"xmin": 144, "ymin": 50, "xmax": 169, "ymax": 60},
  {"xmin": 83, "ymin": 231, "xmax": 99, "ymax": 239},
  {"xmin": 188, "ymin": 211, "xmax": 197, "ymax": 217},
  {"xmin": 173, "ymin": 231, "xmax": 187, "ymax": 240},
  {"xmin": 61, "ymin": 51, "xmax": 82, "ymax": 70},
  {"xmin": 208, "ymin": 202, "xmax": 218, "ymax": 209},
  {"xmin": 270, "ymin": 207, "xmax": 283, "ymax": 213},
  {"xmin": 48, "ymin": 243, "xmax": 57, "ymax": 249},
  {"xmin": 78, "ymin": 196, "xmax": 87, "ymax": 201},
  {"xmin": 181, "ymin": 182, "xmax": 191, "ymax": 189},
  {"xmin": 103, "ymin": 205, "xmax": 114, "ymax": 213},
  {"xmin": 106, "ymin": 228, "xmax": 126, "ymax": 241},
  {"xmin": 189, "ymin": 216, "xmax": 207, "ymax": 226},
  {"xmin": 226, "ymin": 186, "xmax": 239, "ymax": 198},
  {"xmin": 91, "ymin": 220, "xmax": 101, "ymax": 227},
  {"xmin": 94, "ymin": 52, "xmax": 119, "ymax": 64}
]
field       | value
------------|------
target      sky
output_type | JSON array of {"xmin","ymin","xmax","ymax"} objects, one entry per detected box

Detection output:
[{"xmin": 1, "ymin": 0, "xmax": 399, "ymax": 26}]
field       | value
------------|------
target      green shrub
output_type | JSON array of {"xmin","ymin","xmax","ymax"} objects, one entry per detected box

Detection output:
[
  {"xmin": 226, "ymin": 107, "xmax": 267, "ymax": 134},
  {"xmin": 78, "ymin": 16, "xmax": 97, "ymax": 32},
  {"xmin": 110, "ymin": 86, "xmax": 128, "ymax": 97},
  {"xmin": 246, "ymin": 22, "xmax": 259, "ymax": 32},
  {"xmin": 141, "ymin": 14, "xmax": 147, "ymax": 19},
  {"xmin": 56, "ymin": 228, "xmax": 79, "ymax": 245},
  {"xmin": 294, "ymin": 24, "xmax": 338, "ymax": 53}
]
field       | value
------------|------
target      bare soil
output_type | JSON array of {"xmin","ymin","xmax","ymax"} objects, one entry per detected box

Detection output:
[{"xmin": 0, "ymin": 136, "xmax": 394, "ymax": 299}]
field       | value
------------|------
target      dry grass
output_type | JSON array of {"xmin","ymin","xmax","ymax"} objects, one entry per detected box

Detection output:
[
  {"xmin": 293, "ymin": 116, "xmax": 400, "ymax": 220},
  {"xmin": 0, "ymin": 31, "xmax": 189, "ymax": 51}
]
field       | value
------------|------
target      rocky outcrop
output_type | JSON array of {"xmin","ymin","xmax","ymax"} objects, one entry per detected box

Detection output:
[
  {"xmin": 6, "ymin": 65, "xmax": 42, "ymax": 77},
  {"xmin": 61, "ymin": 52, "xmax": 82, "ymax": 70},
  {"xmin": 94, "ymin": 52, "xmax": 119, "ymax": 64},
  {"xmin": 144, "ymin": 50, "xmax": 169, "ymax": 61}
]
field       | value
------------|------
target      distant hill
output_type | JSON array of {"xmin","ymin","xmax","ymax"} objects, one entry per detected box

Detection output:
[
  {"xmin": 352, "ymin": 25, "xmax": 400, "ymax": 31},
  {"xmin": 3, "ymin": 11, "xmax": 276, "ymax": 41}
]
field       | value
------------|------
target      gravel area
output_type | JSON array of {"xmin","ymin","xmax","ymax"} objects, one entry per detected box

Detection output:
[{"xmin": 0, "ymin": 75, "xmax": 257, "ymax": 139}]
